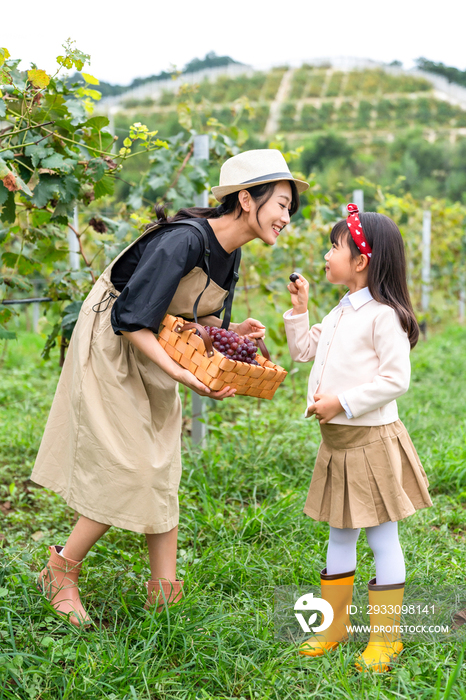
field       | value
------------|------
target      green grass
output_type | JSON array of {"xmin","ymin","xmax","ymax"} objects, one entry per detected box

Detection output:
[{"xmin": 1, "ymin": 325, "xmax": 466, "ymax": 699}]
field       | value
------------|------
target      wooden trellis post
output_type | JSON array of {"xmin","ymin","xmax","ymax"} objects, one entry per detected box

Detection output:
[
  {"xmin": 421, "ymin": 209, "xmax": 431, "ymax": 317},
  {"xmin": 191, "ymin": 134, "xmax": 209, "ymax": 446}
]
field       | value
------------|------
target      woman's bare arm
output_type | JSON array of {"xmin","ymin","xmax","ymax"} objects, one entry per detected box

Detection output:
[{"xmin": 121, "ymin": 329, "xmax": 236, "ymax": 399}]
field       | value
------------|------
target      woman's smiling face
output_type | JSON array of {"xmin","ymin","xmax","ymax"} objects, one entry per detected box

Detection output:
[{"xmin": 246, "ymin": 180, "xmax": 293, "ymax": 245}]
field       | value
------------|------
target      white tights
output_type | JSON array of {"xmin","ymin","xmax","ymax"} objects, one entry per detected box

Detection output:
[{"xmin": 326, "ymin": 521, "xmax": 406, "ymax": 585}]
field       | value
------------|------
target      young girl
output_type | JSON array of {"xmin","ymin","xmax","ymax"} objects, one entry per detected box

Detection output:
[{"xmin": 284, "ymin": 204, "xmax": 432, "ymax": 672}]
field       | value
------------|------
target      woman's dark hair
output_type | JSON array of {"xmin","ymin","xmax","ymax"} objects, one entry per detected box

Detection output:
[
  {"xmin": 153, "ymin": 180, "xmax": 299, "ymax": 227},
  {"xmin": 330, "ymin": 213, "xmax": 419, "ymax": 348}
]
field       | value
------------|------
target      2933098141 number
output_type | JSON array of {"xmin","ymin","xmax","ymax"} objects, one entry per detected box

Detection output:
[{"xmin": 366, "ymin": 604, "xmax": 436, "ymax": 615}]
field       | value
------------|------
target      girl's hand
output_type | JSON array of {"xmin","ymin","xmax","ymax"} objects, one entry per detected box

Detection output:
[
  {"xmin": 232, "ymin": 318, "xmax": 266, "ymax": 340},
  {"xmin": 177, "ymin": 368, "xmax": 237, "ymax": 400},
  {"xmin": 306, "ymin": 393, "xmax": 343, "ymax": 424},
  {"xmin": 287, "ymin": 274, "xmax": 309, "ymax": 315}
]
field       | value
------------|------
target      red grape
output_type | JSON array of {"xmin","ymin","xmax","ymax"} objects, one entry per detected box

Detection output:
[{"xmin": 203, "ymin": 326, "xmax": 258, "ymax": 364}]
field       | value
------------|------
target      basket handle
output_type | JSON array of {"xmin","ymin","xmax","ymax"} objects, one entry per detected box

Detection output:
[
  {"xmin": 174, "ymin": 322, "xmax": 215, "ymax": 357},
  {"xmin": 256, "ymin": 338, "xmax": 271, "ymax": 362},
  {"xmin": 174, "ymin": 321, "xmax": 271, "ymax": 362}
]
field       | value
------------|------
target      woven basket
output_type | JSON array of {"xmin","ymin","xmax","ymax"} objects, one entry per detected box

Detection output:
[{"xmin": 158, "ymin": 314, "xmax": 287, "ymax": 400}]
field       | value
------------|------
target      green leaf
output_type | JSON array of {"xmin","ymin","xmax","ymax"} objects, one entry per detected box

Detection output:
[
  {"xmin": 87, "ymin": 158, "xmax": 106, "ymax": 182},
  {"xmin": 24, "ymin": 143, "xmax": 54, "ymax": 168},
  {"xmin": 78, "ymin": 87, "xmax": 101, "ymax": 101},
  {"xmin": 94, "ymin": 175, "xmax": 114, "ymax": 199},
  {"xmin": 41, "ymin": 153, "xmax": 75, "ymax": 172},
  {"xmin": 83, "ymin": 116, "xmax": 109, "ymax": 130},
  {"xmin": 31, "ymin": 174, "xmax": 79, "ymax": 208},
  {"xmin": 0, "ymin": 273, "xmax": 32, "ymax": 291},
  {"xmin": 31, "ymin": 176, "xmax": 61, "ymax": 208},
  {"xmin": 0, "ymin": 328, "xmax": 16, "ymax": 340},
  {"xmin": 60, "ymin": 175, "xmax": 80, "ymax": 202},
  {"xmin": 0, "ymin": 182, "xmax": 8, "ymax": 206},
  {"xmin": 85, "ymin": 130, "xmax": 114, "ymax": 156},
  {"xmin": 65, "ymin": 98, "xmax": 86, "ymax": 125},
  {"xmin": 14, "ymin": 174, "xmax": 32, "ymax": 197},
  {"xmin": 31, "ymin": 209, "xmax": 51, "ymax": 226},
  {"xmin": 123, "ymin": 138, "xmax": 132, "ymax": 148},
  {"xmin": 1, "ymin": 150, "xmax": 14, "ymax": 160},
  {"xmin": 57, "ymin": 55, "xmax": 73, "ymax": 69},
  {"xmin": 27, "ymin": 69, "xmax": 50, "ymax": 89},
  {"xmin": 81, "ymin": 72, "xmax": 99, "ymax": 85},
  {"xmin": 61, "ymin": 301, "xmax": 83, "ymax": 338},
  {"xmin": 0, "ymin": 190, "xmax": 15, "ymax": 223},
  {"xmin": 0, "ymin": 99, "xmax": 5, "ymax": 118},
  {"xmin": 0, "ymin": 157, "xmax": 10, "ymax": 179},
  {"xmin": 1, "ymin": 252, "xmax": 38, "ymax": 274},
  {"xmin": 0, "ymin": 307, "xmax": 12, "ymax": 324},
  {"xmin": 42, "ymin": 321, "xmax": 61, "ymax": 359},
  {"xmin": 51, "ymin": 202, "xmax": 72, "ymax": 223},
  {"xmin": 54, "ymin": 118, "xmax": 75, "ymax": 133}
]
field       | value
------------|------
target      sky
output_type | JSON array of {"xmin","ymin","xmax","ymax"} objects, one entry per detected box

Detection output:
[{"xmin": 2, "ymin": 0, "xmax": 466, "ymax": 86}]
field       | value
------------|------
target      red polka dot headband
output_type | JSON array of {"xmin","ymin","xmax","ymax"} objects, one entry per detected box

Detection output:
[{"xmin": 346, "ymin": 203, "xmax": 372, "ymax": 261}]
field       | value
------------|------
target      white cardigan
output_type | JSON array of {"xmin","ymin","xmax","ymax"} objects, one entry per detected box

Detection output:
[{"xmin": 283, "ymin": 289, "xmax": 411, "ymax": 426}]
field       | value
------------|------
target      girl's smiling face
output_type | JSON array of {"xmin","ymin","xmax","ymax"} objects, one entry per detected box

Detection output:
[{"xmin": 324, "ymin": 237, "xmax": 357, "ymax": 287}]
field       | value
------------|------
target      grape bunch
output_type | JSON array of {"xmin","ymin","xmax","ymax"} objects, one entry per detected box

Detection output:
[{"xmin": 205, "ymin": 327, "xmax": 260, "ymax": 365}]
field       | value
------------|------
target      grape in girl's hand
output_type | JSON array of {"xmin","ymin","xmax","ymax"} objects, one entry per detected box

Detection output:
[
  {"xmin": 289, "ymin": 272, "xmax": 300, "ymax": 283},
  {"xmin": 204, "ymin": 327, "xmax": 260, "ymax": 365}
]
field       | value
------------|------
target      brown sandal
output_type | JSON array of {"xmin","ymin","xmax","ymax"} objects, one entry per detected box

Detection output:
[
  {"xmin": 144, "ymin": 579, "xmax": 184, "ymax": 612},
  {"xmin": 37, "ymin": 545, "xmax": 92, "ymax": 627}
]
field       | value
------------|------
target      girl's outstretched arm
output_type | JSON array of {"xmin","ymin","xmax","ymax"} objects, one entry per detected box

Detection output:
[
  {"xmin": 287, "ymin": 274, "xmax": 309, "ymax": 315},
  {"xmin": 284, "ymin": 274, "xmax": 322, "ymax": 363}
]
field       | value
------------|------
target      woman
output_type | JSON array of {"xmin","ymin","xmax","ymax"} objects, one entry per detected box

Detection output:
[{"xmin": 31, "ymin": 149, "xmax": 309, "ymax": 626}]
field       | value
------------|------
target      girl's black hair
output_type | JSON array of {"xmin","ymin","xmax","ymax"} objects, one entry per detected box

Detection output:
[
  {"xmin": 330, "ymin": 213, "xmax": 419, "ymax": 348},
  {"xmin": 153, "ymin": 180, "xmax": 299, "ymax": 227}
]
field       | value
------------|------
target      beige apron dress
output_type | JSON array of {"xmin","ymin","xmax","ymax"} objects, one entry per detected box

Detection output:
[{"xmin": 31, "ymin": 225, "xmax": 229, "ymax": 534}]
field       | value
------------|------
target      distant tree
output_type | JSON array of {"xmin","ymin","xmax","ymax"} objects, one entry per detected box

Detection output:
[
  {"xmin": 300, "ymin": 132, "xmax": 354, "ymax": 173},
  {"xmin": 183, "ymin": 52, "xmax": 243, "ymax": 74},
  {"xmin": 415, "ymin": 57, "xmax": 466, "ymax": 88},
  {"xmin": 67, "ymin": 53, "xmax": 245, "ymax": 98}
]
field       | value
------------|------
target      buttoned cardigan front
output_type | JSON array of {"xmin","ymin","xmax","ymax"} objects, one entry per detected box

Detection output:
[{"xmin": 284, "ymin": 292, "xmax": 411, "ymax": 426}]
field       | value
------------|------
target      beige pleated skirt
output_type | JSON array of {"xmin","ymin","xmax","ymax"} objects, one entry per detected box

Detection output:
[{"xmin": 303, "ymin": 420, "xmax": 432, "ymax": 529}]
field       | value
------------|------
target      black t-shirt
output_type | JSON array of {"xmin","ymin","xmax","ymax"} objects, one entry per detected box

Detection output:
[{"xmin": 110, "ymin": 219, "xmax": 236, "ymax": 334}]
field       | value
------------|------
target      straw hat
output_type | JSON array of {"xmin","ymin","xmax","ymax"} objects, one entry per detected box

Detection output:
[{"xmin": 211, "ymin": 149, "xmax": 309, "ymax": 202}]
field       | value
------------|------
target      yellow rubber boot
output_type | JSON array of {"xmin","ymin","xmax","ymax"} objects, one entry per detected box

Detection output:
[
  {"xmin": 355, "ymin": 578, "xmax": 404, "ymax": 673},
  {"xmin": 299, "ymin": 568, "xmax": 355, "ymax": 657}
]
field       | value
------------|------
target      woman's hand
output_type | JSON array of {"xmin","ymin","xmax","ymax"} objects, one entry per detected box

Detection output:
[
  {"xmin": 122, "ymin": 328, "xmax": 237, "ymax": 399},
  {"xmin": 287, "ymin": 274, "xmax": 309, "ymax": 315},
  {"xmin": 177, "ymin": 369, "xmax": 236, "ymax": 400},
  {"xmin": 122, "ymin": 329, "xmax": 237, "ymax": 401},
  {"xmin": 232, "ymin": 318, "xmax": 266, "ymax": 340},
  {"xmin": 306, "ymin": 393, "xmax": 343, "ymax": 424}
]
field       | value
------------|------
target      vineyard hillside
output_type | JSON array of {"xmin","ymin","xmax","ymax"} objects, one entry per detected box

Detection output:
[
  {"xmin": 108, "ymin": 63, "xmax": 466, "ymax": 139},
  {"xmin": 105, "ymin": 59, "xmax": 466, "ymax": 202}
]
